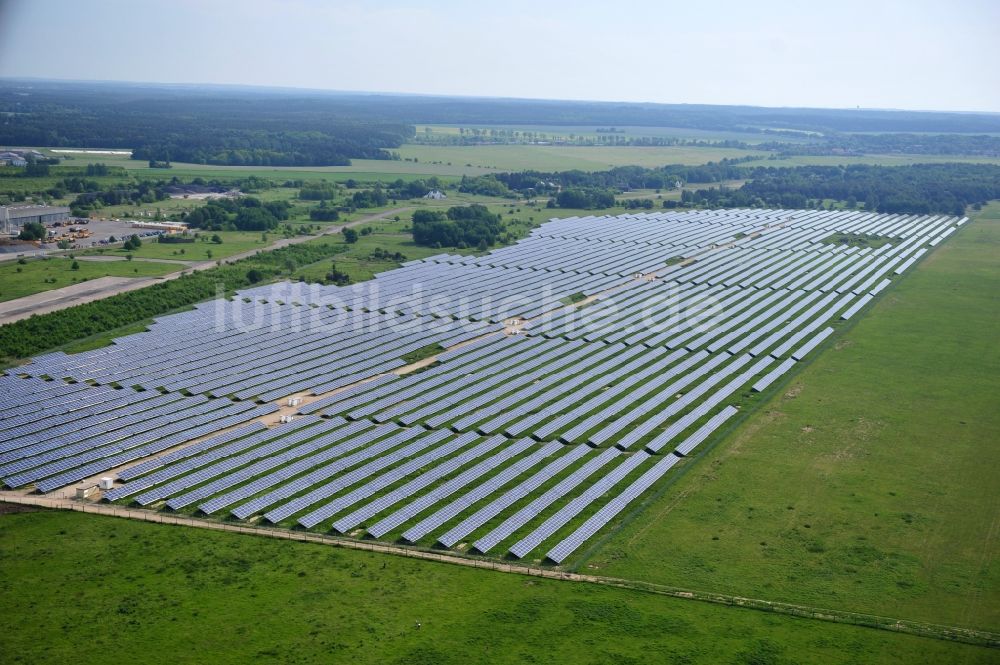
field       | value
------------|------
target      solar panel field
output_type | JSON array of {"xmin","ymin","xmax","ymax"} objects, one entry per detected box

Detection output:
[{"xmin": 0, "ymin": 208, "xmax": 968, "ymax": 566}]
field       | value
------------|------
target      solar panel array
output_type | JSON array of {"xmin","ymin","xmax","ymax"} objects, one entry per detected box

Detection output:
[{"xmin": 0, "ymin": 208, "xmax": 964, "ymax": 563}]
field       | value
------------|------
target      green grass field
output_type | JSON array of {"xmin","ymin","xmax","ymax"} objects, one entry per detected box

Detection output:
[
  {"xmin": 293, "ymin": 220, "xmax": 458, "ymax": 284},
  {"xmin": 0, "ymin": 256, "xmax": 177, "ymax": 302},
  {"xmin": 84, "ymin": 230, "xmax": 272, "ymax": 262},
  {"xmin": 395, "ymin": 144, "xmax": 769, "ymax": 172},
  {"xmin": 80, "ymin": 195, "xmax": 231, "ymax": 221},
  {"xmin": 581, "ymin": 203, "xmax": 1000, "ymax": 632},
  {"xmin": 1, "ymin": 509, "xmax": 996, "ymax": 665},
  {"xmin": 415, "ymin": 123, "xmax": 806, "ymax": 144},
  {"xmin": 44, "ymin": 150, "xmax": 482, "ymax": 181},
  {"xmin": 29, "ymin": 145, "xmax": 1000, "ymax": 191}
]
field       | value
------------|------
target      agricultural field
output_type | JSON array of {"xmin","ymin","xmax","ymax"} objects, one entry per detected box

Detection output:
[
  {"xmin": 415, "ymin": 123, "xmax": 806, "ymax": 143},
  {"xmin": 4, "ymin": 509, "xmax": 994, "ymax": 665},
  {"xmin": 0, "ymin": 256, "xmax": 177, "ymax": 302},
  {"xmin": 20, "ymin": 144, "xmax": 1000, "ymax": 203},
  {"xmin": 394, "ymin": 144, "xmax": 769, "ymax": 172},
  {"xmin": 45, "ymin": 150, "xmax": 483, "ymax": 181},
  {"xmin": 585, "ymin": 202, "xmax": 1000, "ymax": 631}
]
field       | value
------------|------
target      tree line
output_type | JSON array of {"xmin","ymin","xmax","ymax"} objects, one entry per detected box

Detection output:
[
  {"xmin": 462, "ymin": 159, "xmax": 754, "ymax": 199},
  {"xmin": 463, "ymin": 162, "xmax": 1000, "ymax": 215},
  {"xmin": 761, "ymin": 133, "xmax": 1000, "ymax": 159},
  {"xmin": 0, "ymin": 83, "xmax": 413, "ymax": 167},
  {"xmin": 682, "ymin": 164, "xmax": 1000, "ymax": 215}
]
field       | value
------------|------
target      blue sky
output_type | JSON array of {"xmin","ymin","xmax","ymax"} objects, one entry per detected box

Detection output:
[{"xmin": 1, "ymin": 0, "xmax": 997, "ymax": 112}]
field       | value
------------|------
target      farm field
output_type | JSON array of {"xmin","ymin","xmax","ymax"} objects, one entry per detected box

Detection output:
[
  {"xmin": 0, "ymin": 508, "xmax": 995, "ymax": 665},
  {"xmin": 47, "ymin": 150, "xmax": 484, "ymax": 180},
  {"xmin": 0, "ymin": 256, "xmax": 177, "ymax": 302},
  {"xmin": 585, "ymin": 202, "xmax": 1000, "ymax": 631},
  {"xmin": 414, "ymin": 123, "xmax": 808, "ymax": 143},
  {"xmin": 27, "ymin": 145, "xmax": 1000, "ymax": 192},
  {"xmin": 394, "ymin": 143, "xmax": 769, "ymax": 171}
]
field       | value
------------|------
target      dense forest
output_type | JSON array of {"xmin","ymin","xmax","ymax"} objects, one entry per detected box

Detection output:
[
  {"xmin": 181, "ymin": 197, "xmax": 291, "ymax": 231},
  {"xmin": 462, "ymin": 162, "xmax": 1000, "ymax": 215},
  {"xmin": 412, "ymin": 205, "xmax": 504, "ymax": 249},
  {"xmin": 0, "ymin": 82, "xmax": 412, "ymax": 166},
  {"xmin": 762, "ymin": 133, "xmax": 1000, "ymax": 158},
  {"xmin": 683, "ymin": 164, "xmax": 1000, "ymax": 215}
]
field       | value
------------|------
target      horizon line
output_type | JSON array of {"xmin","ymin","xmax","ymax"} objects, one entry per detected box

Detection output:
[{"xmin": 2, "ymin": 75, "xmax": 998, "ymax": 117}]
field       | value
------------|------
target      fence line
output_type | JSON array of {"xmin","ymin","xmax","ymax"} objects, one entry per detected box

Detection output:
[{"xmin": 2, "ymin": 494, "xmax": 997, "ymax": 650}]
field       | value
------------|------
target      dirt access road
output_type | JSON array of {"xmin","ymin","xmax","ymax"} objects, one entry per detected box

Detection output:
[{"xmin": 0, "ymin": 207, "xmax": 411, "ymax": 326}]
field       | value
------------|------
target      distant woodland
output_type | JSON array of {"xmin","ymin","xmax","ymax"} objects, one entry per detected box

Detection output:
[
  {"xmin": 462, "ymin": 162, "xmax": 1000, "ymax": 215},
  {"xmin": 5, "ymin": 80, "xmax": 1000, "ymax": 168},
  {"xmin": 0, "ymin": 82, "xmax": 412, "ymax": 166}
]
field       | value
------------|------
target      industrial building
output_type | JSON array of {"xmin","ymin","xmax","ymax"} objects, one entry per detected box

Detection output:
[
  {"xmin": 0, "ymin": 151, "xmax": 28, "ymax": 167},
  {"xmin": 0, "ymin": 204, "xmax": 71, "ymax": 235}
]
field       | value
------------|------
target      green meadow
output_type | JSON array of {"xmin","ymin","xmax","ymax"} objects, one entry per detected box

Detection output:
[
  {"xmin": 0, "ymin": 256, "xmax": 177, "ymax": 302},
  {"xmin": 581, "ymin": 203, "xmax": 1000, "ymax": 632},
  {"xmin": 1, "ymin": 509, "xmax": 995, "ymax": 665}
]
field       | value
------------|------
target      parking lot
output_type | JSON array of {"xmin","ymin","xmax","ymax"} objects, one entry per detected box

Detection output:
[{"xmin": 44, "ymin": 219, "xmax": 164, "ymax": 249}]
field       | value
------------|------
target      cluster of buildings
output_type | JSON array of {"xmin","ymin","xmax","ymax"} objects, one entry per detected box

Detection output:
[{"xmin": 0, "ymin": 149, "xmax": 45, "ymax": 167}]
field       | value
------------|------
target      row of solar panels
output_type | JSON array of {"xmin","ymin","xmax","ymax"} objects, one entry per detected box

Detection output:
[
  {"xmin": 538, "ymin": 209, "xmax": 959, "ymax": 245},
  {"xmin": 1, "ymin": 208, "xmax": 959, "ymax": 562},
  {"xmin": 102, "ymin": 405, "xmax": 739, "ymax": 562},
  {"xmin": 0, "ymin": 378, "xmax": 277, "ymax": 492},
  {"xmin": 29, "ymin": 305, "xmax": 497, "ymax": 400},
  {"xmin": 304, "ymin": 289, "xmax": 853, "ymax": 448},
  {"xmin": 24, "ymin": 210, "xmax": 953, "ymax": 400}
]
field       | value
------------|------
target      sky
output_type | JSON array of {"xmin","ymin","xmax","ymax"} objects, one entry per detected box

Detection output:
[{"xmin": 0, "ymin": 0, "xmax": 998, "ymax": 112}]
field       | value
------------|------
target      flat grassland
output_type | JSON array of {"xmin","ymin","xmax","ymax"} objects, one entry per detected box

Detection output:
[
  {"xmin": 1, "ymin": 509, "xmax": 996, "ymax": 665},
  {"xmin": 415, "ymin": 123, "xmax": 804, "ymax": 143},
  {"xmin": 583, "ymin": 203, "xmax": 1000, "ymax": 632},
  {"xmin": 293, "ymin": 219, "xmax": 459, "ymax": 284},
  {"xmin": 394, "ymin": 144, "xmax": 770, "ymax": 171},
  {"xmin": 52, "ymin": 150, "xmax": 485, "ymax": 180},
  {"xmin": 0, "ymin": 256, "xmax": 177, "ymax": 302},
  {"xmin": 86, "ymin": 230, "xmax": 271, "ymax": 262},
  {"xmin": 37, "ymin": 143, "xmax": 1000, "ymax": 185}
]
